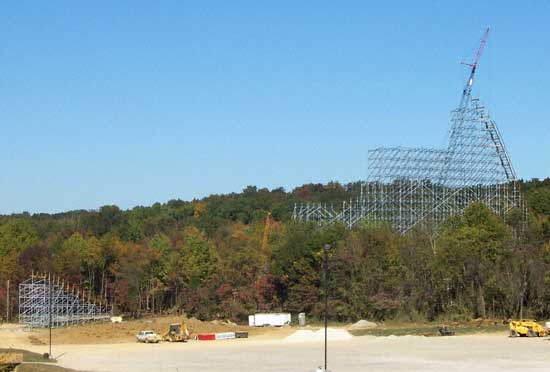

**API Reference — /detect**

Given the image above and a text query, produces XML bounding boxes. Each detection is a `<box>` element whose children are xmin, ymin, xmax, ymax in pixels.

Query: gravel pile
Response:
<box><xmin>283</xmin><ymin>328</ymin><xmax>353</xmax><ymax>342</ymax></box>
<box><xmin>349</xmin><ymin>320</ymin><xmax>378</xmax><ymax>330</ymax></box>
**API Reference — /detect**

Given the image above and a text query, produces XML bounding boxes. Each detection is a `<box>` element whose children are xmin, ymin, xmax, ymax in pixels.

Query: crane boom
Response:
<box><xmin>261</xmin><ymin>212</ymin><xmax>271</xmax><ymax>254</ymax></box>
<box><xmin>459</xmin><ymin>27</ymin><xmax>490</xmax><ymax>108</ymax></box>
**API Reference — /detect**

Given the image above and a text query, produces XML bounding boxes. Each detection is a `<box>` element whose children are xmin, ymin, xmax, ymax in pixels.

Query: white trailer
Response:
<box><xmin>248</xmin><ymin>313</ymin><xmax>291</xmax><ymax>327</ymax></box>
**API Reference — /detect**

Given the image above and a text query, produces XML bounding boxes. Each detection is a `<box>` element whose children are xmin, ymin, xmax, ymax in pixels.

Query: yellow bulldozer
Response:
<box><xmin>509</xmin><ymin>320</ymin><xmax>547</xmax><ymax>337</ymax></box>
<box><xmin>163</xmin><ymin>322</ymin><xmax>190</xmax><ymax>342</ymax></box>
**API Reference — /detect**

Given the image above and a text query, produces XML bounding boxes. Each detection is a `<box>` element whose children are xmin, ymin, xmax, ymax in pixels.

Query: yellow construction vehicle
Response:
<box><xmin>163</xmin><ymin>322</ymin><xmax>190</xmax><ymax>342</ymax></box>
<box><xmin>509</xmin><ymin>320</ymin><xmax>547</xmax><ymax>337</ymax></box>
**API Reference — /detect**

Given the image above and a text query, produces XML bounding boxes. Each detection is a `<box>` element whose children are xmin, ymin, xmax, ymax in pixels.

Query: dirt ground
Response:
<box><xmin>2</xmin><ymin>320</ymin><xmax>550</xmax><ymax>372</ymax></box>
<box><xmin>1</xmin><ymin>316</ymin><xmax>292</xmax><ymax>346</ymax></box>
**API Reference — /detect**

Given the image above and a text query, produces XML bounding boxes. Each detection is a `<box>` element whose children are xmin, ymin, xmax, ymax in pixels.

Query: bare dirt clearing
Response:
<box><xmin>2</xmin><ymin>316</ymin><xmax>291</xmax><ymax>346</ymax></box>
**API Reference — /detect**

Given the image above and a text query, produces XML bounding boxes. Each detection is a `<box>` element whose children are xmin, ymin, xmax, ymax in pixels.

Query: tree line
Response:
<box><xmin>1</xmin><ymin>179</ymin><xmax>549</xmax><ymax>323</ymax></box>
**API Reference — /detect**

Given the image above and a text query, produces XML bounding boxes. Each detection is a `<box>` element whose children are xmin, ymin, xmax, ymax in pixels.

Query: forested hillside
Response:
<box><xmin>1</xmin><ymin>179</ymin><xmax>549</xmax><ymax>323</ymax></box>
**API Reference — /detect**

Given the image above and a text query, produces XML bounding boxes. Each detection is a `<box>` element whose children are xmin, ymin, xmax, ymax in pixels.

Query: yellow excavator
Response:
<box><xmin>163</xmin><ymin>322</ymin><xmax>190</xmax><ymax>342</ymax></box>
<box><xmin>509</xmin><ymin>320</ymin><xmax>547</xmax><ymax>337</ymax></box>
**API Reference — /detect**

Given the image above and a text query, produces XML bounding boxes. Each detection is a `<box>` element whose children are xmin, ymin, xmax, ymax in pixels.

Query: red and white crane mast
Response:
<box><xmin>459</xmin><ymin>27</ymin><xmax>490</xmax><ymax>108</ymax></box>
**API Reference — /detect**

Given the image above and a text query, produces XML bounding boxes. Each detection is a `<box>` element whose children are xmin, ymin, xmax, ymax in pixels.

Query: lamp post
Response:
<box><xmin>48</xmin><ymin>249</ymin><xmax>55</xmax><ymax>359</ymax></box>
<box><xmin>48</xmin><ymin>272</ymin><xmax>52</xmax><ymax>358</ymax></box>
<box><xmin>323</xmin><ymin>243</ymin><xmax>330</xmax><ymax>372</ymax></box>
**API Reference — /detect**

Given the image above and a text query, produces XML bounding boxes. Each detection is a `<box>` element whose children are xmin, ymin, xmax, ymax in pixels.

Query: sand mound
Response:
<box><xmin>349</xmin><ymin>320</ymin><xmax>377</xmax><ymax>330</ymax></box>
<box><xmin>283</xmin><ymin>328</ymin><xmax>353</xmax><ymax>342</ymax></box>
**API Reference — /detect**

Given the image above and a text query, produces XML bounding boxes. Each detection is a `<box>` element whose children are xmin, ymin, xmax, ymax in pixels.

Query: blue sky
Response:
<box><xmin>1</xmin><ymin>1</ymin><xmax>548</xmax><ymax>214</ymax></box>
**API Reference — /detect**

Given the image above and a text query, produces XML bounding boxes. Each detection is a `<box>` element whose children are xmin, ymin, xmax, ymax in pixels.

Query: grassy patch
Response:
<box><xmin>0</xmin><ymin>349</ymin><xmax>83</xmax><ymax>372</ymax></box>
<box><xmin>350</xmin><ymin>321</ymin><xmax>508</xmax><ymax>337</ymax></box>
<box><xmin>0</xmin><ymin>349</ymin><xmax>53</xmax><ymax>364</ymax></box>
<box><xmin>16</xmin><ymin>365</ymin><xmax>81</xmax><ymax>372</ymax></box>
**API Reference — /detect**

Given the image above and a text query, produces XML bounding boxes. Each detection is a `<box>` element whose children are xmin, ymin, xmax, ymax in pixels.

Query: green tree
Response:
<box><xmin>436</xmin><ymin>203</ymin><xmax>511</xmax><ymax>318</ymax></box>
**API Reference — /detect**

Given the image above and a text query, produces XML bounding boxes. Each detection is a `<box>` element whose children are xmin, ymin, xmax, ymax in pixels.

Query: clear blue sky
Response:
<box><xmin>1</xmin><ymin>1</ymin><xmax>548</xmax><ymax>214</ymax></box>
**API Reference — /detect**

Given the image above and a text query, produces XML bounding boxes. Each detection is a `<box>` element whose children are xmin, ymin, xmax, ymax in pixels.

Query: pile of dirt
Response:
<box><xmin>283</xmin><ymin>328</ymin><xmax>353</xmax><ymax>343</ymax></box>
<box><xmin>29</xmin><ymin>336</ymin><xmax>47</xmax><ymax>345</ymax></box>
<box><xmin>349</xmin><ymin>320</ymin><xmax>378</xmax><ymax>330</ymax></box>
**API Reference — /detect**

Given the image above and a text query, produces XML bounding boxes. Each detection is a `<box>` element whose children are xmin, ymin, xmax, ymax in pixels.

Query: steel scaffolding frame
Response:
<box><xmin>19</xmin><ymin>273</ymin><xmax>111</xmax><ymax>328</ymax></box>
<box><xmin>293</xmin><ymin>97</ymin><xmax>525</xmax><ymax>233</ymax></box>
<box><xmin>293</xmin><ymin>30</ymin><xmax>525</xmax><ymax>233</ymax></box>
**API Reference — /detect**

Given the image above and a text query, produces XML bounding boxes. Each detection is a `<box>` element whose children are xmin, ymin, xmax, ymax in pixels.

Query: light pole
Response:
<box><xmin>323</xmin><ymin>243</ymin><xmax>330</xmax><ymax>372</ymax></box>
<box><xmin>48</xmin><ymin>250</ymin><xmax>55</xmax><ymax>359</ymax></box>
<box><xmin>48</xmin><ymin>272</ymin><xmax>52</xmax><ymax>358</ymax></box>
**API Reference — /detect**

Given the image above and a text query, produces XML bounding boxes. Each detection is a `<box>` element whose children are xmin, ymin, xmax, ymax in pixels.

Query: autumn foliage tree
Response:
<box><xmin>1</xmin><ymin>179</ymin><xmax>550</xmax><ymax>323</ymax></box>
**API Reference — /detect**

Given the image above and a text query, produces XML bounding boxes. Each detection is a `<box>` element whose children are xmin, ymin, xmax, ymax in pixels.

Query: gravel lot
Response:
<box><xmin>3</xmin><ymin>323</ymin><xmax>549</xmax><ymax>372</ymax></box>
<box><xmin>49</xmin><ymin>334</ymin><xmax>550</xmax><ymax>372</ymax></box>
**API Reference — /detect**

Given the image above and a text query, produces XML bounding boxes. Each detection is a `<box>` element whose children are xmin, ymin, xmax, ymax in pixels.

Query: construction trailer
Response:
<box><xmin>249</xmin><ymin>313</ymin><xmax>291</xmax><ymax>327</ymax></box>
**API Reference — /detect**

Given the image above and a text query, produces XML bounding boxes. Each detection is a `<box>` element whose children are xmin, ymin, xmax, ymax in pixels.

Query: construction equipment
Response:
<box><xmin>509</xmin><ymin>320</ymin><xmax>547</xmax><ymax>337</ymax></box>
<box><xmin>438</xmin><ymin>326</ymin><xmax>455</xmax><ymax>336</ymax></box>
<box><xmin>458</xmin><ymin>27</ymin><xmax>490</xmax><ymax>108</ymax></box>
<box><xmin>163</xmin><ymin>323</ymin><xmax>190</xmax><ymax>342</ymax></box>
<box><xmin>293</xmin><ymin>28</ymin><xmax>525</xmax><ymax>236</ymax></box>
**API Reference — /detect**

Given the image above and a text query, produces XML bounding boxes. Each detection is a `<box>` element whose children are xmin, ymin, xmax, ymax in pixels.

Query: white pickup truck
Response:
<box><xmin>136</xmin><ymin>330</ymin><xmax>161</xmax><ymax>343</ymax></box>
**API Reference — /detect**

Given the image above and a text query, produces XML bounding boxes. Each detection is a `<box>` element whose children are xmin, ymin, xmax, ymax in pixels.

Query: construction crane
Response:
<box><xmin>457</xmin><ymin>27</ymin><xmax>516</xmax><ymax>181</ymax></box>
<box><xmin>441</xmin><ymin>27</ymin><xmax>499</xmax><ymax>185</ymax></box>
<box><xmin>261</xmin><ymin>212</ymin><xmax>272</xmax><ymax>254</ymax></box>
<box><xmin>261</xmin><ymin>212</ymin><xmax>272</xmax><ymax>272</ymax></box>
<box><xmin>459</xmin><ymin>27</ymin><xmax>490</xmax><ymax>108</ymax></box>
